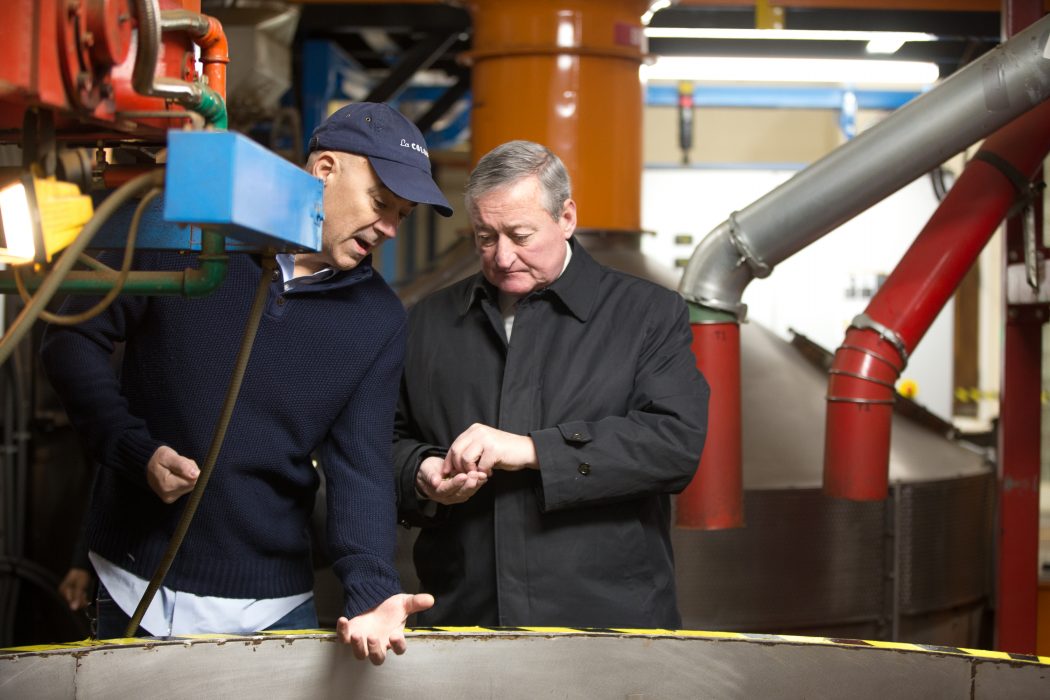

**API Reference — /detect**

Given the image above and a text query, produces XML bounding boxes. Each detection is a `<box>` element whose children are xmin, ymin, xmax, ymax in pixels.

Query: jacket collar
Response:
<box><xmin>459</xmin><ymin>238</ymin><xmax>599</xmax><ymax>321</ymax></box>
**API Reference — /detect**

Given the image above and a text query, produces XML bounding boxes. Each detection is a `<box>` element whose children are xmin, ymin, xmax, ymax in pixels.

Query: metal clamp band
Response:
<box><xmin>827</xmin><ymin>368</ymin><xmax>898</xmax><ymax>390</ymax></box>
<box><xmin>849</xmin><ymin>313</ymin><xmax>909</xmax><ymax>364</ymax></box>
<box><xmin>825</xmin><ymin>395</ymin><xmax>896</xmax><ymax>405</ymax></box>
<box><xmin>727</xmin><ymin>211</ymin><xmax>772</xmax><ymax>279</ymax></box>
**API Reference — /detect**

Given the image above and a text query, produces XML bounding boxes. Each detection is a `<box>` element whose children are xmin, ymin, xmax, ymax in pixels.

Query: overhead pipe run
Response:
<box><xmin>676</xmin><ymin>14</ymin><xmax>1050</xmax><ymax>529</ymax></box>
<box><xmin>824</xmin><ymin>98</ymin><xmax>1050</xmax><ymax>501</ymax></box>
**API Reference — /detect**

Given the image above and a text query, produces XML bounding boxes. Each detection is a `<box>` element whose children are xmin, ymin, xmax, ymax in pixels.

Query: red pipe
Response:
<box><xmin>677</xmin><ymin>321</ymin><xmax>742</xmax><ymax>529</ymax></box>
<box><xmin>823</xmin><ymin>97</ymin><xmax>1050</xmax><ymax>501</ymax></box>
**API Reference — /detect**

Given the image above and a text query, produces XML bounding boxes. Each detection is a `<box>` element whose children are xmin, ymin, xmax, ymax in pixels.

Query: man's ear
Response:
<box><xmin>560</xmin><ymin>198</ymin><xmax>577</xmax><ymax>239</ymax></box>
<box><xmin>310</xmin><ymin>151</ymin><xmax>338</xmax><ymax>182</ymax></box>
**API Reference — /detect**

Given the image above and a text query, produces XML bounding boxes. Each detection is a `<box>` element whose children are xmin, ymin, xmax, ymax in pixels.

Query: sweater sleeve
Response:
<box><xmin>320</xmin><ymin>317</ymin><xmax>406</xmax><ymax>619</ymax></box>
<box><xmin>531</xmin><ymin>294</ymin><xmax>710</xmax><ymax>512</ymax></box>
<box><xmin>39</xmin><ymin>254</ymin><xmax>164</xmax><ymax>490</ymax></box>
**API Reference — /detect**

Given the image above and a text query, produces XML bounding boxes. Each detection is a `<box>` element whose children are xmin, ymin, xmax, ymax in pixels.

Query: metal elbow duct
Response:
<box><xmin>680</xmin><ymin>14</ymin><xmax>1050</xmax><ymax>313</ymax></box>
<box><xmin>824</xmin><ymin>98</ymin><xmax>1050</xmax><ymax>501</ymax></box>
<box><xmin>675</xmin><ymin>15</ymin><xmax>1050</xmax><ymax>528</ymax></box>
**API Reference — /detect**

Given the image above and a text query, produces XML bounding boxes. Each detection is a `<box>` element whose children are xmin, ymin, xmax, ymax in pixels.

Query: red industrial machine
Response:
<box><xmin>0</xmin><ymin>0</ymin><xmax>225</xmax><ymax>140</ymax></box>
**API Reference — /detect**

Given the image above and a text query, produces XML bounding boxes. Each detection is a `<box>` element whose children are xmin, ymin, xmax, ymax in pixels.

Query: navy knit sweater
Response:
<box><xmin>41</xmin><ymin>252</ymin><xmax>405</xmax><ymax>618</ymax></box>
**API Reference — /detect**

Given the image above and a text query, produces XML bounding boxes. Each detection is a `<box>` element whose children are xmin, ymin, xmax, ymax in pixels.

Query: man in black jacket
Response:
<box><xmin>393</xmin><ymin>140</ymin><xmax>709</xmax><ymax>628</ymax></box>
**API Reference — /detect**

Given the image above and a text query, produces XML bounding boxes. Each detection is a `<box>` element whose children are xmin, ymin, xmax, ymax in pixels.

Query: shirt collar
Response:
<box><xmin>276</xmin><ymin>252</ymin><xmax>375</xmax><ymax>294</ymax></box>
<box><xmin>459</xmin><ymin>238</ymin><xmax>599</xmax><ymax>321</ymax></box>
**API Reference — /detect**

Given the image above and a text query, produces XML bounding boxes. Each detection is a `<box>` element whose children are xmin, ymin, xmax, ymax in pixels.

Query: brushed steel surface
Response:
<box><xmin>4</xmin><ymin>632</ymin><xmax>1046</xmax><ymax>699</ymax></box>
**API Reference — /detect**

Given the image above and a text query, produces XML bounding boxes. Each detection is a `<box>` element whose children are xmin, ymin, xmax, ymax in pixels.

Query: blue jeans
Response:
<box><xmin>95</xmin><ymin>584</ymin><xmax>318</xmax><ymax>639</ymax></box>
<box><xmin>262</xmin><ymin>597</ymin><xmax>319</xmax><ymax>631</ymax></box>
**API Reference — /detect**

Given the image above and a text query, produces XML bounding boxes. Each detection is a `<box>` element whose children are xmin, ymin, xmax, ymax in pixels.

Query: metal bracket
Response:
<box><xmin>973</xmin><ymin>149</ymin><xmax>1046</xmax><ymax>290</ymax></box>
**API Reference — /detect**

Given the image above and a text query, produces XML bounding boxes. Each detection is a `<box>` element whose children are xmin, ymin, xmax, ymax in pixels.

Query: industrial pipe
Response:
<box><xmin>679</xmin><ymin>15</ymin><xmax>1050</xmax><ymax>318</ymax></box>
<box><xmin>676</xmin><ymin>306</ymin><xmax>742</xmax><ymax>529</ymax></box>
<box><xmin>129</xmin><ymin>0</ymin><xmax>228</xmax><ymax>128</ymax></box>
<box><xmin>0</xmin><ymin>229</ymin><xmax>229</xmax><ymax>297</ymax></box>
<box><xmin>463</xmin><ymin>0</ymin><xmax>656</xmax><ymax>232</ymax></box>
<box><xmin>676</xmin><ymin>15</ymin><xmax>1050</xmax><ymax>527</ymax></box>
<box><xmin>824</xmin><ymin>98</ymin><xmax>1050</xmax><ymax>501</ymax></box>
<box><xmin>160</xmin><ymin>10</ymin><xmax>230</xmax><ymax>100</ymax></box>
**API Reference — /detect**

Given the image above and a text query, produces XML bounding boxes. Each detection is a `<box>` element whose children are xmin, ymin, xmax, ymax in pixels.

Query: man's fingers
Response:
<box><xmin>350</xmin><ymin>633</ymin><xmax>368</xmax><ymax>660</ymax></box>
<box><xmin>390</xmin><ymin>633</ymin><xmax>408</xmax><ymax>656</ymax></box>
<box><xmin>367</xmin><ymin>635</ymin><xmax>386</xmax><ymax>666</ymax></box>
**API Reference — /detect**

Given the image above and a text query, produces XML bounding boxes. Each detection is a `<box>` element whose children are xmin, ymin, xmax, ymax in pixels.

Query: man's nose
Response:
<box><xmin>494</xmin><ymin>239</ymin><xmax>516</xmax><ymax>268</ymax></box>
<box><xmin>375</xmin><ymin>212</ymin><xmax>399</xmax><ymax>240</ymax></box>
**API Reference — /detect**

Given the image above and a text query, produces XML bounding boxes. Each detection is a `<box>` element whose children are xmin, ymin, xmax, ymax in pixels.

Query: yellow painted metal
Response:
<box><xmin>754</xmin><ymin>0</ymin><xmax>785</xmax><ymax>29</ymax></box>
<box><xmin>463</xmin><ymin>0</ymin><xmax>653</xmax><ymax>232</ymax></box>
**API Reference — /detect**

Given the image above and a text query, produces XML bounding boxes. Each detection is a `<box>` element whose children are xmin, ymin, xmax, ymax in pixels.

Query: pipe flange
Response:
<box><xmin>849</xmin><ymin>313</ymin><xmax>909</xmax><ymax>365</ymax></box>
<box><xmin>727</xmin><ymin>211</ymin><xmax>772</xmax><ymax>280</ymax></box>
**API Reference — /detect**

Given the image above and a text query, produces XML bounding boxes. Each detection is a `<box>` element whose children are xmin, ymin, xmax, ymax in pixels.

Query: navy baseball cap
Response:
<box><xmin>308</xmin><ymin>102</ymin><xmax>453</xmax><ymax>217</ymax></box>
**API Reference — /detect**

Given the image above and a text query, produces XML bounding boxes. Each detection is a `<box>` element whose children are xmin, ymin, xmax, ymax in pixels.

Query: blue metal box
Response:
<box><xmin>163</xmin><ymin>130</ymin><xmax>323</xmax><ymax>252</ymax></box>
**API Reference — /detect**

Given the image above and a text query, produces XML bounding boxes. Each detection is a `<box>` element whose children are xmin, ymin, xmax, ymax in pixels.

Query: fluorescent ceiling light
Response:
<box><xmin>641</xmin><ymin>56</ymin><xmax>940</xmax><ymax>87</ymax></box>
<box><xmin>644</xmin><ymin>28</ymin><xmax>936</xmax><ymax>55</ymax></box>
<box><xmin>644</xmin><ymin>27</ymin><xmax>936</xmax><ymax>43</ymax></box>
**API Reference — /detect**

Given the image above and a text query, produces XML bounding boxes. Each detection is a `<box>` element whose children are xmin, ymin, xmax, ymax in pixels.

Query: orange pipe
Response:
<box><xmin>463</xmin><ymin>0</ymin><xmax>652</xmax><ymax>232</ymax></box>
<box><xmin>197</xmin><ymin>15</ymin><xmax>229</xmax><ymax>101</ymax></box>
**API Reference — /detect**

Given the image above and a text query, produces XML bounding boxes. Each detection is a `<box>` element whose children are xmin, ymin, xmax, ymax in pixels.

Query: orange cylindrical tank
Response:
<box><xmin>463</xmin><ymin>0</ymin><xmax>652</xmax><ymax>232</ymax></box>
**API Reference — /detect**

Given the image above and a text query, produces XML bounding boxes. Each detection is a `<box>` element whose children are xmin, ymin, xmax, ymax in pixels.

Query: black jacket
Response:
<box><xmin>394</xmin><ymin>241</ymin><xmax>709</xmax><ymax>628</ymax></box>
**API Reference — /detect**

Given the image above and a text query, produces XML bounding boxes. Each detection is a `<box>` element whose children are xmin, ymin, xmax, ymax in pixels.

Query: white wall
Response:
<box><xmin>641</xmin><ymin>167</ymin><xmax>955</xmax><ymax>421</ymax></box>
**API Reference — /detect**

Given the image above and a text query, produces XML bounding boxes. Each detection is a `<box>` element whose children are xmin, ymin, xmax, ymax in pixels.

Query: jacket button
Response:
<box><xmin>571</xmin><ymin>432</ymin><xmax>583</xmax><ymax>441</ymax></box>
<box><xmin>578</xmin><ymin>463</ymin><xmax>591</xmax><ymax>475</ymax></box>
<box><xmin>272</xmin><ymin>270</ymin><xmax>280</xmax><ymax>281</ymax></box>
<box><xmin>276</xmin><ymin>296</ymin><xmax>286</xmax><ymax>306</ymax></box>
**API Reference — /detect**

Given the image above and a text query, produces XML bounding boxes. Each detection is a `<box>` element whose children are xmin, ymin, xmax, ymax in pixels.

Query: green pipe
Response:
<box><xmin>196</xmin><ymin>85</ymin><xmax>228</xmax><ymax>130</ymax></box>
<box><xmin>182</xmin><ymin>231</ymin><xmax>229</xmax><ymax>297</ymax></box>
<box><xmin>688</xmin><ymin>300</ymin><xmax>738</xmax><ymax>324</ymax></box>
<box><xmin>0</xmin><ymin>233</ymin><xmax>228</xmax><ymax>297</ymax></box>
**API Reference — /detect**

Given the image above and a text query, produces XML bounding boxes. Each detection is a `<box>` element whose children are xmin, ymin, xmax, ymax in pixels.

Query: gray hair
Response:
<box><xmin>465</xmin><ymin>140</ymin><xmax>572</xmax><ymax>222</ymax></box>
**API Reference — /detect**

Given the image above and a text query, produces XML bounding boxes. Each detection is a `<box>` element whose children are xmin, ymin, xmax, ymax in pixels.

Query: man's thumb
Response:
<box><xmin>406</xmin><ymin>593</ymin><xmax>435</xmax><ymax>614</ymax></box>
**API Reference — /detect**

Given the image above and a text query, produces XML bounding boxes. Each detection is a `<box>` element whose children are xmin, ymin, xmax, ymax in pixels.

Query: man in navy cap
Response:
<box><xmin>41</xmin><ymin>103</ymin><xmax>452</xmax><ymax>664</ymax></box>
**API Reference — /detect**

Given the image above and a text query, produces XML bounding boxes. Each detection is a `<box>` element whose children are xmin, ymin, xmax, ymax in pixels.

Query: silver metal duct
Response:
<box><xmin>679</xmin><ymin>14</ymin><xmax>1050</xmax><ymax>318</ymax></box>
